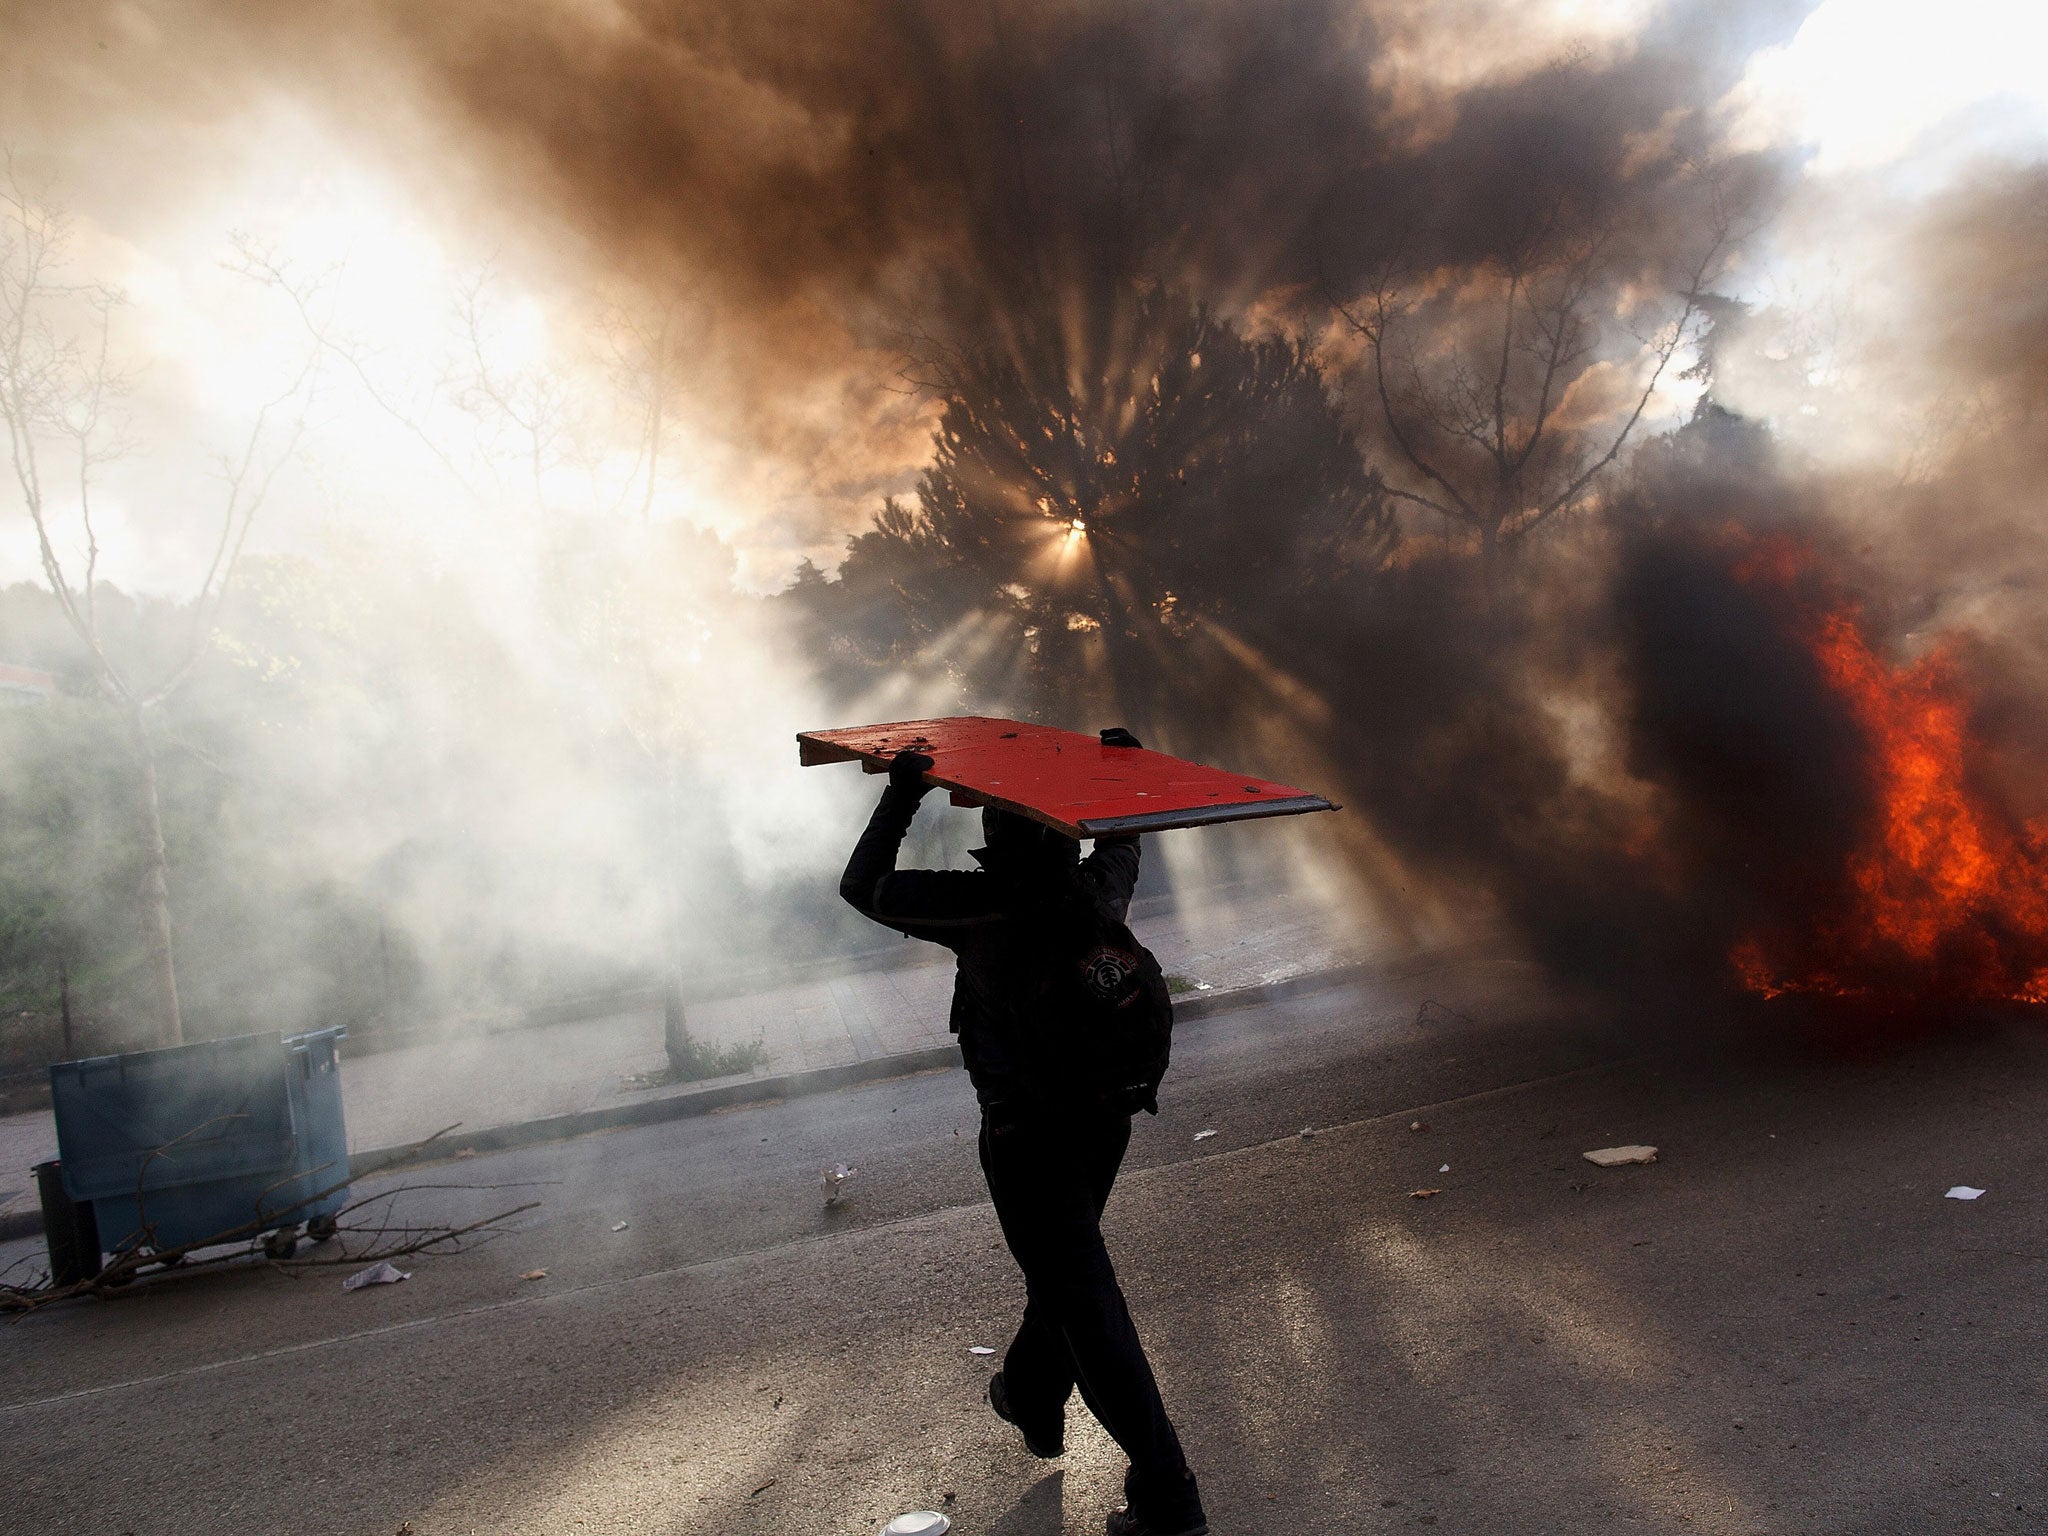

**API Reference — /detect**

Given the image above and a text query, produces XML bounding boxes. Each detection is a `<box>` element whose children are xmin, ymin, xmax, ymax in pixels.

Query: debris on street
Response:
<box><xmin>823</xmin><ymin>1163</ymin><xmax>859</xmax><ymax>1204</ymax></box>
<box><xmin>1946</xmin><ymin>1185</ymin><xmax>1986</xmax><ymax>1200</ymax></box>
<box><xmin>1410</xmin><ymin>1121</ymin><xmax>1428</xmax><ymax>1133</ymax></box>
<box><xmin>342</xmin><ymin>1261</ymin><xmax>411</xmax><ymax>1291</ymax></box>
<box><xmin>1410</xmin><ymin>1188</ymin><xmax>1440</xmax><ymax>1199</ymax></box>
<box><xmin>520</xmin><ymin>1269</ymin><xmax>548</xmax><ymax>1281</ymax></box>
<box><xmin>1439</xmin><ymin>1163</ymin><xmax>1450</xmax><ymax>1173</ymax></box>
<box><xmin>611</xmin><ymin>1220</ymin><xmax>631</xmax><ymax>1232</ymax></box>
<box><xmin>1193</xmin><ymin>1129</ymin><xmax>1217</xmax><ymax>1142</ymax></box>
<box><xmin>751</xmin><ymin>1478</ymin><xmax>777</xmax><ymax>1498</ymax></box>
<box><xmin>968</xmin><ymin>1345</ymin><xmax>996</xmax><ymax>1355</ymax></box>
<box><xmin>1299</xmin><ymin>1127</ymin><xmax>1317</xmax><ymax>1139</ymax></box>
<box><xmin>884</xmin><ymin>1512</ymin><xmax>952</xmax><ymax>1536</ymax></box>
<box><xmin>1583</xmin><ymin>1145</ymin><xmax>1659</xmax><ymax>1167</ymax></box>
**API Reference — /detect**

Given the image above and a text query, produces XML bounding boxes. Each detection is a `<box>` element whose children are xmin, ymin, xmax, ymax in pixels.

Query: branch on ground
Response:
<box><xmin>0</xmin><ymin>1123</ymin><xmax>542</xmax><ymax>1314</ymax></box>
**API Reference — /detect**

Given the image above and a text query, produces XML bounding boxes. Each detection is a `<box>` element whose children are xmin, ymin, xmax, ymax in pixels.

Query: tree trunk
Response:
<box><xmin>1477</xmin><ymin>520</ymin><xmax>1500</xmax><ymax>607</ymax></box>
<box><xmin>378</xmin><ymin>906</ymin><xmax>393</xmax><ymax>1028</ymax></box>
<box><xmin>127</xmin><ymin>707</ymin><xmax>183</xmax><ymax>1047</ymax></box>
<box><xmin>58</xmin><ymin>951</ymin><xmax>74</xmax><ymax>1059</ymax></box>
<box><xmin>640</xmin><ymin>392</ymin><xmax>663</xmax><ymax>524</ymax></box>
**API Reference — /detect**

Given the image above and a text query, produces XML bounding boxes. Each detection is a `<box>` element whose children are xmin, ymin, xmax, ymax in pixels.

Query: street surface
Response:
<box><xmin>3</xmin><ymin>956</ymin><xmax>2045</xmax><ymax>1535</ymax></box>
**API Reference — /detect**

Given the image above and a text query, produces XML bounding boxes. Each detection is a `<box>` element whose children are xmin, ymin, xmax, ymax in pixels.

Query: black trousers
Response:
<box><xmin>978</xmin><ymin>1106</ymin><xmax>1204</xmax><ymax>1527</ymax></box>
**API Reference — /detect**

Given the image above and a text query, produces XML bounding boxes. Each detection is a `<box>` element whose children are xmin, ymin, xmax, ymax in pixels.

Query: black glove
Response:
<box><xmin>1099</xmin><ymin>727</ymin><xmax>1143</xmax><ymax>750</ymax></box>
<box><xmin>887</xmin><ymin>749</ymin><xmax>935</xmax><ymax>794</ymax></box>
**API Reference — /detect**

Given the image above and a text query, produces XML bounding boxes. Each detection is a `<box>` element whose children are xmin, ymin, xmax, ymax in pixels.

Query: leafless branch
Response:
<box><xmin>452</xmin><ymin>264</ymin><xmax>572</xmax><ymax>512</ymax></box>
<box><xmin>1327</xmin><ymin>278</ymin><xmax>1481</xmax><ymax>529</ymax></box>
<box><xmin>2</xmin><ymin>1120</ymin><xmax>544</xmax><ymax>1313</ymax></box>
<box><xmin>1512</xmin><ymin>223</ymin><xmax>1729</xmax><ymax>542</ymax></box>
<box><xmin>230</xmin><ymin>235</ymin><xmax>482</xmax><ymax>500</ymax></box>
<box><xmin>1330</xmin><ymin>181</ymin><xmax>1741</xmax><ymax>554</ymax></box>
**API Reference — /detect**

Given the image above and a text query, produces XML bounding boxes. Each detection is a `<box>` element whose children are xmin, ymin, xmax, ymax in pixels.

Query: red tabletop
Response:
<box><xmin>798</xmin><ymin>716</ymin><xmax>1335</xmax><ymax>838</ymax></box>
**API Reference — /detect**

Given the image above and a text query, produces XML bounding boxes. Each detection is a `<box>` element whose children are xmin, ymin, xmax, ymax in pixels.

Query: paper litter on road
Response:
<box><xmin>1410</xmin><ymin>1188</ymin><xmax>1440</xmax><ymax>1199</ymax></box>
<box><xmin>1946</xmin><ymin>1185</ymin><xmax>1986</xmax><ymax>1200</ymax></box>
<box><xmin>1193</xmin><ymin>1129</ymin><xmax>1217</xmax><ymax>1142</ymax></box>
<box><xmin>520</xmin><ymin>1269</ymin><xmax>548</xmax><ymax>1281</ymax></box>
<box><xmin>1439</xmin><ymin>1164</ymin><xmax>1450</xmax><ymax>1173</ymax></box>
<box><xmin>1409</xmin><ymin>1121</ymin><xmax>1428</xmax><ymax>1133</ymax></box>
<box><xmin>968</xmin><ymin>1346</ymin><xmax>996</xmax><ymax>1355</ymax></box>
<box><xmin>823</xmin><ymin>1163</ymin><xmax>859</xmax><ymax>1205</ymax></box>
<box><xmin>884</xmin><ymin>1513</ymin><xmax>952</xmax><ymax>1536</ymax></box>
<box><xmin>1583</xmin><ymin>1145</ymin><xmax>1659</xmax><ymax>1167</ymax></box>
<box><xmin>341</xmin><ymin>1261</ymin><xmax>410</xmax><ymax>1291</ymax></box>
<box><xmin>610</xmin><ymin>1220</ymin><xmax>631</xmax><ymax>1232</ymax></box>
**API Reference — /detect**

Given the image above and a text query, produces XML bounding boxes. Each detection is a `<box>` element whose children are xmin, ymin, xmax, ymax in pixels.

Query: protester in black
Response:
<box><xmin>840</xmin><ymin>733</ymin><xmax>1209</xmax><ymax>1536</ymax></box>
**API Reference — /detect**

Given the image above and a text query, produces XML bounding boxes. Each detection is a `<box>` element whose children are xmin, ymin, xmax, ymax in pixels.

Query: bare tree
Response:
<box><xmin>451</xmin><ymin>265</ymin><xmax>574</xmax><ymax>514</ymax></box>
<box><xmin>0</xmin><ymin>163</ymin><xmax>311</xmax><ymax>1046</ymax></box>
<box><xmin>229</xmin><ymin>235</ymin><xmax>481</xmax><ymax>499</ymax></box>
<box><xmin>602</xmin><ymin>293</ymin><xmax>708</xmax><ymax>524</ymax></box>
<box><xmin>1332</xmin><ymin>198</ymin><xmax>1735</xmax><ymax>563</ymax></box>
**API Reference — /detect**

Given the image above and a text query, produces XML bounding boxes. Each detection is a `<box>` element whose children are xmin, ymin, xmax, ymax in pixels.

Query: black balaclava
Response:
<box><xmin>975</xmin><ymin>806</ymin><xmax>1082</xmax><ymax>883</ymax></box>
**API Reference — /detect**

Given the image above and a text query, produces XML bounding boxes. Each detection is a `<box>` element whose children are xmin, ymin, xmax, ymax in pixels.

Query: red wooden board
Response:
<box><xmin>798</xmin><ymin>716</ymin><xmax>1336</xmax><ymax>839</ymax></box>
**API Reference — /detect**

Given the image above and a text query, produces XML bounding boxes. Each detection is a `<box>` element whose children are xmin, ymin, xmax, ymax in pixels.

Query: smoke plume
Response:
<box><xmin>6</xmin><ymin>0</ymin><xmax>2047</xmax><ymax>1049</ymax></box>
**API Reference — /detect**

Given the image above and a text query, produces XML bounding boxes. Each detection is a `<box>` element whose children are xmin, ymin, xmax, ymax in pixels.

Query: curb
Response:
<box><xmin>0</xmin><ymin>944</ymin><xmax>1489</xmax><ymax>1247</ymax></box>
<box><xmin>354</xmin><ymin>957</ymin><xmax>1397</xmax><ymax>1171</ymax></box>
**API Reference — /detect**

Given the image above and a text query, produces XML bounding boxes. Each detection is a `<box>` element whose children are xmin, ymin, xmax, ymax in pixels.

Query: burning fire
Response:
<box><xmin>1729</xmin><ymin>538</ymin><xmax>2048</xmax><ymax>1005</ymax></box>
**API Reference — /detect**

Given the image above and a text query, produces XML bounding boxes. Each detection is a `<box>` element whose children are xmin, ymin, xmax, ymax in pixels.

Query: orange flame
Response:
<box><xmin>1730</xmin><ymin>541</ymin><xmax>2048</xmax><ymax>1004</ymax></box>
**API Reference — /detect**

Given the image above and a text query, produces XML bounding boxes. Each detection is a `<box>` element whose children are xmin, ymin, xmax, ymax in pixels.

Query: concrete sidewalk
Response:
<box><xmin>0</xmin><ymin>885</ymin><xmax>1371</xmax><ymax>1228</ymax></box>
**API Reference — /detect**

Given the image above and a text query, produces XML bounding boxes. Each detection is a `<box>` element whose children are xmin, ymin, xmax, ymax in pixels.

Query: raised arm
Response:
<box><xmin>1080</xmin><ymin>834</ymin><xmax>1141</xmax><ymax>920</ymax></box>
<box><xmin>839</xmin><ymin>751</ymin><xmax>1000</xmax><ymax>941</ymax></box>
<box><xmin>1080</xmin><ymin>727</ymin><xmax>1146</xmax><ymax>919</ymax></box>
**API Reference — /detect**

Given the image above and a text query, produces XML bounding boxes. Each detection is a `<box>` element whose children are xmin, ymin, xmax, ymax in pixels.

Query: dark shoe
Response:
<box><xmin>1105</xmin><ymin>1510</ymin><xmax>1209</xmax><ymax>1536</ymax></box>
<box><xmin>987</xmin><ymin>1370</ymin><xmax>1063</xmax><ymax>1458</ymax></box>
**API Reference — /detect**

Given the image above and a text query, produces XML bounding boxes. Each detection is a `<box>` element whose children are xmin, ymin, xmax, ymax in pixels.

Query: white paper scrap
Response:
<box><xmin>1193</xmin><ymin>1129</ymin><xmax>1217</xmax><ymax>1142</ymax></box>
<box><xmin>968</xmin><ymin>1346</ymin><xmax>996</xmax><ymax>1355</ymax></box>
<box><xmin>341</xmin><ymin>1261</ymin><xmax>411</xmax><ymax>1291</ymax></box>
<box><xmin>822</xmin><ymin>1163</ymin><xmax>860</xmax><ymax>1204</ymax></box>
<box><xmin>1439</xmin><ymin>1164</ymin><xmax>1450</xmax><ymax>1173</ymax></box>
<box><xmin>1946</xmin><ymin>1185</ymin><xmax>1986</xmax><ymax>1200</ymax></box>
<box><xmin>884</xmin><ymin>1513</ymin><xmax>952</xmax><ymax>1536</ymax></box>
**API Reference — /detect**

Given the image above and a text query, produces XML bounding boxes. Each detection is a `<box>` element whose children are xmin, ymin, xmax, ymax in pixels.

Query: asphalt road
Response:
<box><xmin>3</xmin><ymin>956</ymin><xmax>2044</xmax><ymax>1536</ymax></box>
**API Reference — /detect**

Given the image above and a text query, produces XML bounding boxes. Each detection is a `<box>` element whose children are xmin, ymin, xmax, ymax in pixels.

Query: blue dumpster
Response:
<box><xmin>41</xmin><ymin>1027</ymin><xmax>350</xmax><ymax>1277</ymax></box>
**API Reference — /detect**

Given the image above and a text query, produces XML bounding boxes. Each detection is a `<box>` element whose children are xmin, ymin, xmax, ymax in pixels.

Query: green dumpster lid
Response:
<box><xmin>51</xmin><ymin>1032</ymin><xmax>300</xmax><ymax>1205</ymax></box>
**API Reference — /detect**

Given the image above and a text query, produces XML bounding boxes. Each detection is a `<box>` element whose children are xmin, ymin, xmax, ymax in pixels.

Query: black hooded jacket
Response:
<box><xmin>839</xmin><ymin>782</ymin><xmax>1141</xmax><ymax>1110</ymax></box>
